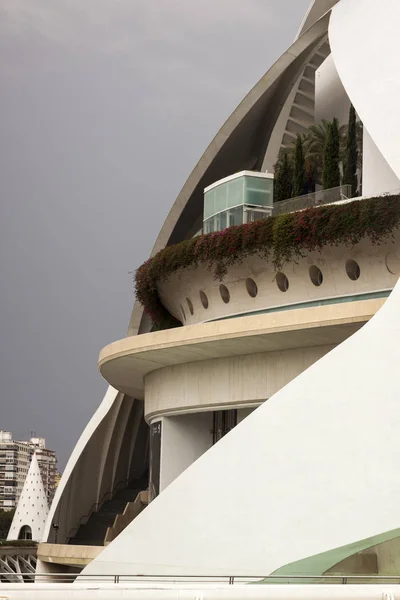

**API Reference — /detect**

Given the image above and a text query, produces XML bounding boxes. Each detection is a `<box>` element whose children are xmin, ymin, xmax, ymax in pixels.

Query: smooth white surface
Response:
<box><xmin>296</xmin><ymin>0</ymin><xmax>339</xmax><ymax>38</ymax></box>
<box><xmin>84</xmin><ymin>271</ymin><xmax>400</xmax><ymax>576</ymax></box>
<box><xmin>362</xmin><ymin>129</ymin><xmax>400</xmax><ymax>197</ymax></box>
<box><xmin>8</xmin><ymin>453</ymin><xmax>48</xmax><ymax>542</ymax></box>
<box><xmin>329</xmin><ymin>0</ymin><xmax>400</xmax><ymax>182</ymax></box>
<box><xmin>3</xmin><ymin>583</ymin><xmax>400</xmax><ymax>600</ymax></box>
<box><xmin>159</xmin><ymin>413</ymin><xmax>213</xmax><ymax>492</ymax></box>
<box><xmin>315</xmin><ymin>54</ymin><xmax>350</xmax><ymax>125</ymax></box>
<box><xmin>42</xmin><ymin>385</ymin><xmax>120</xmax><ymax>543</ymax></box>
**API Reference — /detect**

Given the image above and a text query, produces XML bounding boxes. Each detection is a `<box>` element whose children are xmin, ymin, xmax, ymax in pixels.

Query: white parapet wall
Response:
<box><xmin>3</xmin><ymin>582</ymin><xmax>400</xmax><ymax>600</ymax></box>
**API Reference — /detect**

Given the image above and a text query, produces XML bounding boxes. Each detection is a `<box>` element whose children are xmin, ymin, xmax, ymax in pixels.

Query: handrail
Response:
<box><xmin>29</xmin><ymin>573</ymin><xmax>400</xmax><ymax>584</ymax></box>
<box><xmin>273</xmin><ymin>184</ymin><xmax>352</xmax><ymax>215</ymax></box>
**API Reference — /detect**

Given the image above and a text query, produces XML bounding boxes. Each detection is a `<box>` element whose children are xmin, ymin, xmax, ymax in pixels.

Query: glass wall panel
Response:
<box><xmin>227</xmin><ymin>206</ymin><xmax>243</xmax><ymax>227</ymax></box>
<box><xmin>204</xmin><ymin>173</ymin><xmax>274</xmax><ymax>233</ymax></box>
<box><xmin>215</xmin><ymin>184</ymin><xmax>228</xmax><ymax>214</ymax></box>
<box><xmin>203</xmin><ymin>217</ymin><xmax>214</xmax><ymax>233</ymax></box>
<box><xmin>226</xmin><ymin>178</ymin><xmax>244</xmax><ymax>209</ymax></box>
<box><xmin>219</xmin><ymin>210</ymin><xmax>227</xmax><ymax>230</ymax></box>
<box><xmin>203</xmin><ymin>189</ymin><xmax>215</xmax><ymax>219</ymax></box>
<box><xmin>244</xmin><ymin>176</ymin><xmax>274</xmax><ymax>207</ymax></box>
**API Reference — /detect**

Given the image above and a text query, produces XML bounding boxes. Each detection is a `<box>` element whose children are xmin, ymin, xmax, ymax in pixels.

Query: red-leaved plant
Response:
<box><xmin>135</xmin><ymin>195</ymin><xmax>400</xmax><ymax>325</ymax></box>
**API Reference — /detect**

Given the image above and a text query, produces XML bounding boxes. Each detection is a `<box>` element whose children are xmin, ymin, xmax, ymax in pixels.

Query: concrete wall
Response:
<box><xmin>145</xmin><ymin>345</ymin><xmax>335</xmax><ymax>421</ymax></box>
<box><xmin>159</xmin><ymin>413</ymin><xmax>213</xmax><ymax>492</ymax></box>
<box><xmin>157</xmin><ymin>233</ymin><xmax>400</xmax><ymax>326</ymax></box>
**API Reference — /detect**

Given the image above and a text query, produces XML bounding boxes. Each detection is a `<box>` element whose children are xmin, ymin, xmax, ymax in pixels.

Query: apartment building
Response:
<box><xmin>0</xmin><ymin>431</ymin><xmax>57</xmax><ymax>511</ymax></box>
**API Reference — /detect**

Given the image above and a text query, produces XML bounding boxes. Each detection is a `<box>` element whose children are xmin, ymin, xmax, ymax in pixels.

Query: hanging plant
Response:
<box><xmin>135</xmin><ymin>194</ymin><xmax>400</xmax><ymax>325</ymax></box>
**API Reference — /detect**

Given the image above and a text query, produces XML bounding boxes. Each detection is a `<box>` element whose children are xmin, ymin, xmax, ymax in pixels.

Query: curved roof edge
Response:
<box><xmin>127</xmin><ymin>11</ymin><xmax>331</xmax><ymax>336</ymax></box>
<box><xmin>296</xmin><ymin>0</ymin><xmax>340</xmax><ymax>39</ymax></box>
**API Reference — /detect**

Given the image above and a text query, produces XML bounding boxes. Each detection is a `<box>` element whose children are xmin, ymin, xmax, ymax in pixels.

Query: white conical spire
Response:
<box><xmin>7</xmin><ymin>452</ymin><xmax>49</xmax><ymax>542</ymax></box>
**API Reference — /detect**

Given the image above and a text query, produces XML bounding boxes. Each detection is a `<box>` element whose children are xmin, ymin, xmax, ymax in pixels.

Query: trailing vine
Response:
<box><xmin>135</xmin><ymin>194</ymin><xmax>400</xmax><ymax>325</ymax></box>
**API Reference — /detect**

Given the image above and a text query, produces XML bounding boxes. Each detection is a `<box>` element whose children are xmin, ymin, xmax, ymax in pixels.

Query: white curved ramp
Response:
<box><xmin>329</xmin><ymin>0</ymin><xmax>400</xmax><ymax>181</ymax></box>
<box><xmin>82</xmin><ymin>266</ymin><xmax>400</xmax><ymax>576</ymax></box>
<box><xmin>42</xmin><ymin>385</ymin><xmax>120</xmax><ymax>544</ymax></box>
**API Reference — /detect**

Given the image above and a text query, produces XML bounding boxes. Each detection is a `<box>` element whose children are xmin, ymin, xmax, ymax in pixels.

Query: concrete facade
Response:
<box><xmin>156</xmin><ymin>234</ymin><xmax>399</xmax><ymax>327</ymax></box>
<box><xmin>38</xmin><ymin>0</ymin><xmax>400</xmax><ymax>582</ymax></box>
<box><xmin>84</xmin><ymin>276</ymin><xmax>400</xmax><ymax>576</ymax></box>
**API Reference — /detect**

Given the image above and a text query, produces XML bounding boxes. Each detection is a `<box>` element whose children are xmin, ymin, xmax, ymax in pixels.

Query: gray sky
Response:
<box><xmin>0</xmin><ymin>0</ymin><xmax>310</xmax><ymax>469</ymax></box>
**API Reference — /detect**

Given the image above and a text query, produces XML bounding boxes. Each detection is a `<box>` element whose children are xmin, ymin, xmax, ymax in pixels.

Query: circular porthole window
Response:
<box><xmin>309</xmin><ymin>265</ymin><xmax>323</xmax><ymax>287</ymax></box>
<box><xmin>180</xmin><ymin>304</ymin><xmax>186</xmax><ymax>321</ymax></box>
<box><xmin>246</xmin><ymin>278</ymin><xmax>258</xmax><ymax>298</ymax></box>
<box><xmin>186</xmin><ymin>297</ymin><xmax>194</xmax><ymax>315</ymax></box>
<box><xmin>219</xmin><ymin>284</ymin><xmax>230</xmax><ymax>304</ymax></box>
<box><xmin>199</xmin><ymin>290</ymin><xmax>209</xmax><ymax>309</ymax></box>
<box><xmin>345</xmin><ymin>259</ymin><xmax>360</xmax><ymax>281</ymax></box>
<box><xmin>276</xmin><ymin>272</ymin><xmax>289</xmax><ymax>292</ymax></box>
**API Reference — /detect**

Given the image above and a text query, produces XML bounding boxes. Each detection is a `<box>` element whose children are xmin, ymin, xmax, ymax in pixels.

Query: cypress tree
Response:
<box><xmin>292</xmin><ymin>134</ymin><xmax>306</xmax><ymax>197</ymax></box>
<box><xmin>342</xmin><ymin>105</ymin><xmax>358</xmax><ymax>197</ymax></box>
<box><xmin>274</xmin><ymin>151</ymin><xmax>293</xmax><ymax>202</ymax></box>
<box><xmin>322</xmin><ymin>117</ymin><xmax>340</xmax><ymax>189</ymax></box>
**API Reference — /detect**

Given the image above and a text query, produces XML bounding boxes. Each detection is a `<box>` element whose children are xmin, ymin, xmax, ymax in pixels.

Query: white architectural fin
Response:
<box><xmin>83</xmin><ymin>275</ymin><xmax>400</xmax><ymax>577</ymax></box>
<box><xmin>7</xmin><ymin>452</ymin><xmax>49</xmax><ymax>542</ymax></box>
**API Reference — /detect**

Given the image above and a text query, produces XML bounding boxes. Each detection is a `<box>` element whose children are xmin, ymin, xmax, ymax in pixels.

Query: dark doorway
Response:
<box><xmin>213</xmin><ymin>409</ymin><xmax>237</xmax><ymax>444</ymax></box>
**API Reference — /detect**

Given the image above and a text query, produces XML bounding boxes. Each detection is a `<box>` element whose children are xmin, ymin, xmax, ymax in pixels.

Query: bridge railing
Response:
<box><xmin>27</xmin><ymin>574</ymin><xmax>400</xmax><ymax>585</ymax></box>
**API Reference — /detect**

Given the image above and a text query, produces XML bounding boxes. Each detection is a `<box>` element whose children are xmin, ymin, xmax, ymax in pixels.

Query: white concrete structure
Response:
<box><xmin>3</xmin><ymin>583</ymin><xmax>400</xmax><ymax>600</ymax></box>
<box><xmin>0</xmin><ymin>546</ymin><xmax>37</xmax><ymax>584</ymax></box>
<box><xmin>34</xmin><ymin>0</ymin><xmax>400</xmax><ymax>584</ymax></box>
<box><xmin>4</xmin><ymin>583</ymin><xmax>400</xmax><ymax>600</ymax></box>
<box><xmin>8</xmin><ymin>453</ymin><xmax>49</xmax><ymax>542</ymax></box>
<box><xmin>82</xmin><ymin>276</ymin><xmax>400</xmax><ymax>576</ymax></box>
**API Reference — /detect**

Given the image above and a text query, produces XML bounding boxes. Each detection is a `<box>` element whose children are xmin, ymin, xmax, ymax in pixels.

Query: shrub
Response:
<box><xmin>292</xmin><ymin>134</ymin><xmax>306</xmax><ymax>197</ymax></box>
<box><xmin>0</xmin><ymin>539</ymin><xmax>38</xmax><ymax>547</ymax></box>
<box><xmin>342</xmin><ymin>105</ymin><xmax>359</xmax><ymax>197</ymax></box>
<box><xmin>135</xmin><ymin>195</ymin><xmax>400</xmax><ymax>325</ymax></box>
<box><xmin>322</xmin><ymin>117</ymin><xmax>341</xmax><ymax>189</ymax></box>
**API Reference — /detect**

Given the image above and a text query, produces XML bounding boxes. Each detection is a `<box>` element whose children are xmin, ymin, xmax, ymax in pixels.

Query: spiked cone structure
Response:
<box><xmin>7</xmin><ymin>453</ymin><xmax>49</xmax><ymax>542</ymax></box>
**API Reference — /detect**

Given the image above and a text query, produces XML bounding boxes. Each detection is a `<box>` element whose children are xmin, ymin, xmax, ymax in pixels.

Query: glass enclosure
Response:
<box><xmin>203</xmin><ymin>171</ymin><xmax>274</xmax><ymax>234</ymax></box>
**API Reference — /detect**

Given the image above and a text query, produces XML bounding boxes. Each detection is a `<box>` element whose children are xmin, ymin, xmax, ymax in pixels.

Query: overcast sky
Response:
<box><xmin>0</xmin><ymin>0</ymin><xmax>310</xmax><ymax>468</ymax></box>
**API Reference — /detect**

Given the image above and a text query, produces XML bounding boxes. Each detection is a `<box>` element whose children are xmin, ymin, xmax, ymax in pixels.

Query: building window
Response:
<box><xmin>276</xmin><ymin>271</ymin><xmax>289</xmax><ymax>292</ymax></box>
<box><xmin>186</xmin><ymin>297</ymin><xmax>194</xmax><ymax>316</ymax></box>
<box><xmin>199</xmin><ymin>290</ymin><xmax>209</xmax><ymax>309</ymax></box>
<box><xmin>309</xmin><ymin>265</ymin><xmax>323</xmax><ymax>286</ymax></box>
<box><xmin>18</xmin><ymin>525</ymin><xmax>32</xmax><ymax>540</ymax></box>
<box><xmin>345</xmin><ymin>259</ymin><xmax>361</xmax><ymax>281</ymax></box>
<box><xmin>246</xmin><ymin>278</ymin><xmax>258</xmax><ymax>298</ymax></box>
<box><xmin>219</xmin><ymin>284</ymin><xmax>230</xmax><ymax>304</ymax></box>
<box><xmin>213</xmin><ymin>409</ymin><xmax>238</xmax><ymax>444</ymax></box>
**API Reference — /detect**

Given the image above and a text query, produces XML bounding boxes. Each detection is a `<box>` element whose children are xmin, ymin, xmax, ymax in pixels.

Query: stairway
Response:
<box><xmin>69</xmin><ymin>475</ymin><xmax>148</xmax><ymax>547</ymax></box>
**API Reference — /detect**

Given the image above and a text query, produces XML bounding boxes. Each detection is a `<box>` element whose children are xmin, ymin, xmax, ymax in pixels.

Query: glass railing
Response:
<box><xmin>273</xmin><ymin>184</ymin><xmax>352</xmax><ymax>215</ymax></box>
<box><xmin>196</xmin><ymin>185</ymin><xmax>353</xmax><ymax>238</ymax></box>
